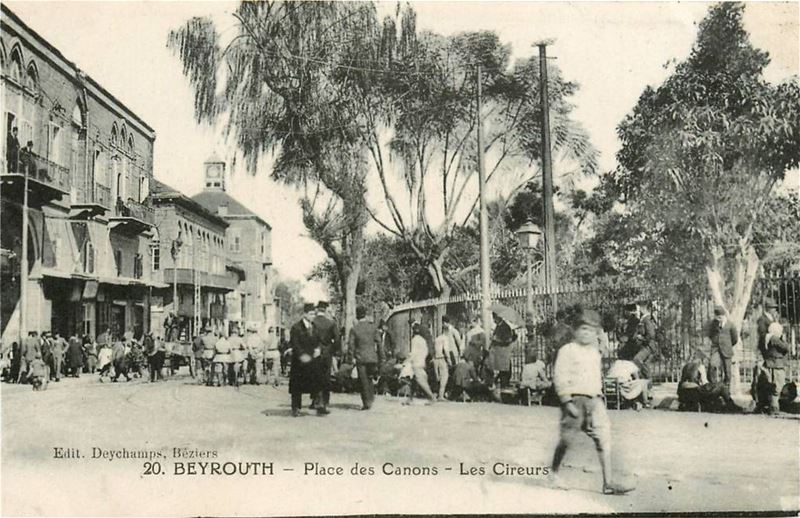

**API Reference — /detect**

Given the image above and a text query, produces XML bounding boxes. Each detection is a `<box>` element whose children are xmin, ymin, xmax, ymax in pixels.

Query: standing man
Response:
<box><xmin>289</xmin><ymin>303</ymin><xmax>326</xmax><ymax>417</ymax></box>
<box><xmin>18</xmin><ymin>331</ymin><xmax>40</xmax><ymax>383</ymax></box>
<box><xmin>464</xmin><ymin>316</ymin><xmax>485</xmax><ymax>366</ymax></box>
<box><xmin>349</xmin><ymin>306</ymin><xmax>383</xmax><ymax>410</ymax></box>
<box><xmin>40</xmin><ymin>332</ymin><xmax>54</xmax><ymax>380</ymax></box>
<box><xmin>707</xmin><ymin>305</ymin><xmax>738</xmax><ymax>388</ymax></box>
<box><xmin>66</xmin><ymin>332</ymin><xmax>83</xmax><ymax>378</ymax></box>
<box><xmin>192</xmin><ymin>330</ymin><xmax>205</xmax><ymax>383</ymax></box>
<box><xmin>260</xmin><ymin>328</ymin><xmax>281</xmax><ymax>387</ymax></box>
<box><xmin>312</xmin><ymin>301</ymin><xmax>339</xmax><ymax>410</ymax></box>
<box><xmin>377</xmin><ymin>319</ymin><xmax>395</xmax><ymax>362</ymax></box>
<box><xmin>6</xmin><ymin>126</ymin><xmax>20</xmax><ymax>173</ymax></box>
<box><xmin>51</xmin><ymin>332</ymin><xmax>67</xmax><ymax>382</ymax></box>
<box><xmin>757</xmin><ymin>298</ymin><xmax>780</xmax><ymax>358</ymax></box>
<box><xmin>489</xmin><ymin>313</ymin><xmax>516</xmax><ymax>388</ymax></box>
<box><xmin>406</xmin><ymin>322</ymin><xmax>435</xmax><ymax>404</ymax></box>
<box><xmin>761</xmin><ymin>322</ymin><xmax>790</xmax><ymax>415</ymax></box>
<box><xmin>432</xmin><ymin>327</ymin><xmax>452</xmax><ymax>400</ymax></box>
<box><xmin>550</xmin><ymin>309</ymin><xmax>634</xmax><ymax>495</ymax></box>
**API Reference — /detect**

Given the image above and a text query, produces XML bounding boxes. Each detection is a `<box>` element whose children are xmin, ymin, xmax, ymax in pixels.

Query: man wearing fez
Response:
<box><xmin>312</xmin><ymin>301</ymin><xmax>339</xmax><ymax>410</ymax></box>
<box><xmin>290</xmin><ymin>303</ymin><xmax>328</xmax><ymax>417</ymax></box>
<box><xmin>707</xmin><ymin>305</ymin><xmax>739</xmax><ymax>388</ymax></box>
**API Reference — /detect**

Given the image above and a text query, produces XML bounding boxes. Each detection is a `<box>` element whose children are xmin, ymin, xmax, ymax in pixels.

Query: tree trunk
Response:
<box><xmin>340</xmin><ymin>225</ymin><xmax>365</xmax><ymax>349</ymax></box>
<box><xmin>705</xmin><ymin>242</ymin><xmax>760</xmax><ymax>396</ymax></box>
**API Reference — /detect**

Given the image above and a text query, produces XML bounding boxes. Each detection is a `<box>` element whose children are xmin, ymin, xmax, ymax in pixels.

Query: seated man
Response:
<box><xmin>606</xmin><ymin>359</ymin><xmax>651</xmax><ymax>409</ymax></box>
<box><xmin>29</xmin><ymin>353</ymin><xmax>49</xmax><ymax>391</ymax></box>
<box><xmin>678</xmin><ymin>359</ymin><xmax>739</xmax><ymax>413</ymax></box>
<box><xmin>450</xmin><ymin>357</ymin><xmax>478</xmax><ymax>401</ymax></box>
<box><xmin>519</xmin><ymin>352</ymin><xmax>552</xmax><ymax>405</ymax></box>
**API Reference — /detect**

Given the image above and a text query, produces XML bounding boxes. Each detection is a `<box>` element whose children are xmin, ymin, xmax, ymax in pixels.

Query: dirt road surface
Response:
<box><xmin>2</xmin><ymin>374</ymin><xmax>798</xmax><ymax>516</ymax></box>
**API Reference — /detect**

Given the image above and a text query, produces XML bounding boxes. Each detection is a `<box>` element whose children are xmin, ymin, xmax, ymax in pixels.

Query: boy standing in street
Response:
<box><xmin>550</xmin><ymin>309</ymin><xmax>635</xmax><ymax>495</ymax></box>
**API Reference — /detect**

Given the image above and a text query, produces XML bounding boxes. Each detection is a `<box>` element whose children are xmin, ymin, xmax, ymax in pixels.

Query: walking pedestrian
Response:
<box><xmin>9</xmin><ymin>341</ymin><xmax>21</xmax><ymax>383</ymax></box>
<box><xmin>349</xmin><ymin>306</ymin><xmax>382</xmax><ymax>410</ymax></box>
<box><xmin>289</xmin><ymin>303</ymin><xmax>326</xmax><ymax>416</ymax></box>
<box><xmin>66</xmin><ymin>332</ymin><xmax>83</xmax><ymax>377</ymax></box>
<box><xmin>40</xmin><ymin>332</ymin><xmax>54</xmax><ymax>380</ymax></box>
<box><xmin>51</xmin><ymin>332</ymin><xmax>67</xmax><ymax>382</ymax></box>
<box><xmin>405</xmin><ymin>322</ymin><xmax>435</xmax><ymax>404</ymax></box>
<box><xmin>550</xmin><ymin>309</ymin><xmax>635</xmax><ymax>495</ymax></box>
<box><xmin>213</xmin><ymin>332</ymin><xmax>233</xmax><ymax>387</ymax></box>
<box><xmin>111</xmin><ymin>337</ymin><xmax>131</xmax><ymax>382</ymax></box>
<box><xmin>259</xmin><ymin>328</ymin><xmax>280</xmax><ymax>386</ymax></box>
<box><xmin>97</xmin><ymin>342</ymin><xmax>113</xmax><ymax>381</ymax></box>
<box><xmin>706</xmin><ymin>305</ymin><xmax>738</xmax><ymax>388</ymax></box>
<box><xmin>18</xmin><ymin>331</ymin><xmax>40</xmax><ymax>383</ymax></box>
<box><xmin>201</xmin><ymin>328</ymin><xmax>217</xmax><ymax>386</ymax></box>
<box><xmin>313</xmin><ymin>301</ymin><xmax>339</xmax><ymax>410</ymax></box>
<box><xmin>229</xmin><ymin>330</ymin><xmax>246</xmax><ymax>387</ymax></box>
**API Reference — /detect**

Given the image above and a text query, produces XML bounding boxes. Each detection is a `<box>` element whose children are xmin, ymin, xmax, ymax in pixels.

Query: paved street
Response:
<box><xmin>2</xmin><ymin>373</ymin><xmax>798</xmax><ymax>516</ymax></box>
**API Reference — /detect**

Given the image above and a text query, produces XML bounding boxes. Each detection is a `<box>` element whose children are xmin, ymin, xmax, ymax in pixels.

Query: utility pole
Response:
<box><xmin>476</xmin><ymin>64</ymin><xmax>492</xmax><ymax>349</ymax></box>
<box><xmin>538</xmin><ymin>43</ymin><xmax>558</xmax><ymax>313</ymax></box>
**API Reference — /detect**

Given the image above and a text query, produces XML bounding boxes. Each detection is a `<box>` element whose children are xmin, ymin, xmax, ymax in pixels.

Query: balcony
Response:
<box><xmin>162</xmin><ymin>268</ymin><xmax>238</xmax><ymax>291</ymax></box>
<box><xmin>70</xmin><ymin>184</ymin><xmax>112</xmax><ymax>220</ymax></box>
<box><xmin>1</xmin><ymin>153</ymin><xmax>70</xmax><ymax>207</ymax></box>
<box><xmin>108</xmin><ymin>197</ymin><xmax>155</xmax><ymax>235</ymax></box>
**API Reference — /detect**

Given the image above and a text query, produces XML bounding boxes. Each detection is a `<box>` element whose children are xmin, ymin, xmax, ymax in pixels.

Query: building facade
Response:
<box><xmin>148</xmin><ymin>179</ymin><xmax>239</xmax><ymax>340</ymax></box>
<box><xmin>1</xmin><ymin>5</ymin><xmax>160</xmax><ymax>344</ymax></box>
<box><xmin>192</xmin><ymin>157</ymin><xmax>274</xmax><ymax>337</ymax></box>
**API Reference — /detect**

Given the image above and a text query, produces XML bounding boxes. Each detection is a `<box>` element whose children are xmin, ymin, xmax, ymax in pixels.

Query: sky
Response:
<box><xmin>6</xmin><ymin>1</ymin><xmax>798</xmax><ymax>300</ymax></box>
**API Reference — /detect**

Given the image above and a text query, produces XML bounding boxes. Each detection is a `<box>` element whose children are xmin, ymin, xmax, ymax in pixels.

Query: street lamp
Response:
<box><xmin>170</xmin><ymin>230</ymin><xmax>183</xmax><ymax>340</ymax></box>
<box><xmin>515</xmin><ymin>220</ymin><xmax>541</xmax><ymax>329</ymax></box>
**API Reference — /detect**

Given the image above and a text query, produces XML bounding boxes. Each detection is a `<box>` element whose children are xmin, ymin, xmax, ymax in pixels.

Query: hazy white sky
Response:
<box><xmin>6</xmin><ymin>1</ymin><xmax>798</xmax><ymax>298</ymax></box>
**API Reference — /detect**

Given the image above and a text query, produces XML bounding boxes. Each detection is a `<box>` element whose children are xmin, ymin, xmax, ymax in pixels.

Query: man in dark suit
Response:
<box><xmin>290</xmin><ymin>303</ymin><xmax>326</xmax><ymax>417</ymax></box>
<box><xmin>349</xmin><ymin>306</ymin><xmax>383</xmax><ymax>410</ymax></box>
<box><xmin>312</xmin><ymin>301</ymin><xmax>339</xmax><ymax>410</ymax></box>
<box><xmin>707</xmin><ymin>305</ymin><xmax>738</xmax><ymax>388</ymax></box>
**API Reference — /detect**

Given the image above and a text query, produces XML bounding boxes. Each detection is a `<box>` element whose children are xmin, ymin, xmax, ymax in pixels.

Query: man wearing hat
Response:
<box><xmin>756</xmin><ymin>298</ymin><xmax>780</xmax><ymax>358</ymax></box>
<box><xmin>550</xmin><ymin>309</ymin><xmax>634</xmax><ymax>495</ymax></box>
<box><xmin>313</xmin><ymin>301</ymin><xmax>339</xmax><ymax>409</ymax></box>
<box><xmin>348</xmin><ymin>306</ymin><xmax>383</xmax><ymax>410</ymax></box>
<box><xmin>706</xmin><ymin>305</ymin><xmax>739</xmax><ymax>388</ymax></box>
<box><xmin>289</xmin><ymin>303</ymin><xmax>327</xmax><ymax>416</ymax></box>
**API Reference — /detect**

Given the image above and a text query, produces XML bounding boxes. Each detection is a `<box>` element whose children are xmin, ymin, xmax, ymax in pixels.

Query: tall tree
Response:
<box><xmin>366</xmin><ymin>9</ymin><xmax>598</xmax><ymax>299</ymax></box>
<box><xmin>608</xmin><ymin>2</ymin><xmax>800</xmax><ymax>327</ymax></box>
<box><xmin>168</xmin><ymin>1</ymin><xmax>386</xmax><ymax>338</ymax></box>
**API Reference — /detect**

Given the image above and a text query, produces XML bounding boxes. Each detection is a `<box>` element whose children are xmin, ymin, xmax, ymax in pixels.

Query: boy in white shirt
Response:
<box><xmin>550</xmin><ymin>309</ymin><xmax>635</xmax><ymax>495</ymax></box>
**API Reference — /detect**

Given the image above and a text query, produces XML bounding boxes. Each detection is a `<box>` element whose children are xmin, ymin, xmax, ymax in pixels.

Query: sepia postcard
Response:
<box><xmin>1</xmin><ymin>1</ymin><xmax>798</xmax><ymax>516</ymax></box>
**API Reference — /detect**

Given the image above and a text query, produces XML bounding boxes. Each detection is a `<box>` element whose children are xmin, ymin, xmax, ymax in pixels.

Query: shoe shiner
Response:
<box><xmin>550</xmin><ymin>309</ymin><xmax>635</xmax><ymax>495</ymax></box>
<box><xmin>29</xmin><ymin>352</ymin><xmax>49</xmax><ymax>391</ymax></box>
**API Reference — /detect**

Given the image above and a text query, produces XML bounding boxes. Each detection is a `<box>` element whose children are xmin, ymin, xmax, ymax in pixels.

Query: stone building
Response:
<box><xmin>148</xmin><ymin>179</ymin><xmax>240</xmax><ymax>340</ymax></box>
<box><xmin>1</xmin><ymin>5</ymin><xmax>161</xmax><ymax>343</ymax></box>
<box><xmin>192</xmin><ymin>156</ymin><xmax>274</xmax><ymax>336</ymax></box>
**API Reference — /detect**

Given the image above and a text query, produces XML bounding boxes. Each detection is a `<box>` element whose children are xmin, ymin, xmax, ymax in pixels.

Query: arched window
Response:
<box><xmin>110</xmin><ymin>123</ymin><xmax>118</xmax><ymax>147</ymax></box>
<box><xmin>127</xmin><ymin>135</ymin><xmax>134</xmax><ymax>156</ymax></box>
<box><xmin>9</xmin><ymin>47</ymin><xmax>23</xmax><ymax>83</ymax></box>
<box><xmin>72</xmin><ymin>103</ymin><xmax>84</xmax><ymax>128</ymax></box>
<box><xmin>25</xmin><ymin>62</ymin><xmax>39</xmax><ymax>92</ymax></box>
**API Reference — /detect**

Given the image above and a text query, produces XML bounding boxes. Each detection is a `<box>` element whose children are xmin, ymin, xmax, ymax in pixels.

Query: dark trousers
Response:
<box><xmin>291</xmin><ymin>392</ymin><xmax>323</xmax><ymax>412</ymax></box>
<box><xmin>709</xmin><ymin>350</ymin><xmax>732</xmax><ymax>387</ymax></box>
<box><xmin>112</xmin><ymin>361</ymin><xmax>130</xmax><ymax>381</ymax></box>
<box><xmin>149</xmin><ymin>352</ymin><xmax>165</xmax><ymax>382</ymax></box>
<box><xmin>357</xmin><ymin>363</ymin><xmax>377</xmax><ymax>409</ymax></box>
<box><xmin>632</xmin><ymin>347</ymin><xmax>652</xmax><ymax>379</ymax></box>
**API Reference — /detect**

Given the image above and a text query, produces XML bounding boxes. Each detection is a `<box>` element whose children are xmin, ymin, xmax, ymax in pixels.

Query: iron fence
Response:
<box><xmin>385</xmin><ymin>271</ymin><xmax>800</xmax><ymax>384</ymax></box>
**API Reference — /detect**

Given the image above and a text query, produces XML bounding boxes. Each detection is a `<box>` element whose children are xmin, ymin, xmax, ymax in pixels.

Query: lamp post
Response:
<box><xmin>170</xmin><ymin>231</ymin><xmax>183</xmax><ymax>338</ymax></box>
<box><xmin>515</xmin><ymin>220</ymin><xmax>541</xmax><ymax>332</ymax></box>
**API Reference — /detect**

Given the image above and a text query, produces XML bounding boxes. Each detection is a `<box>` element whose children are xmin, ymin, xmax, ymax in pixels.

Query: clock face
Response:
<box><xmin>207</xmin><ymin>163</ymin><xmax>222</xmax><ymax>178</ymax></box>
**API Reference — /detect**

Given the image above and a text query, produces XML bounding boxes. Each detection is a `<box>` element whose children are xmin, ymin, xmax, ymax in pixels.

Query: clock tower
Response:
<box><xmin>204</xmin><ymin>153</ymin><xmax>226</xmax><ymax>191</ymax></box>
